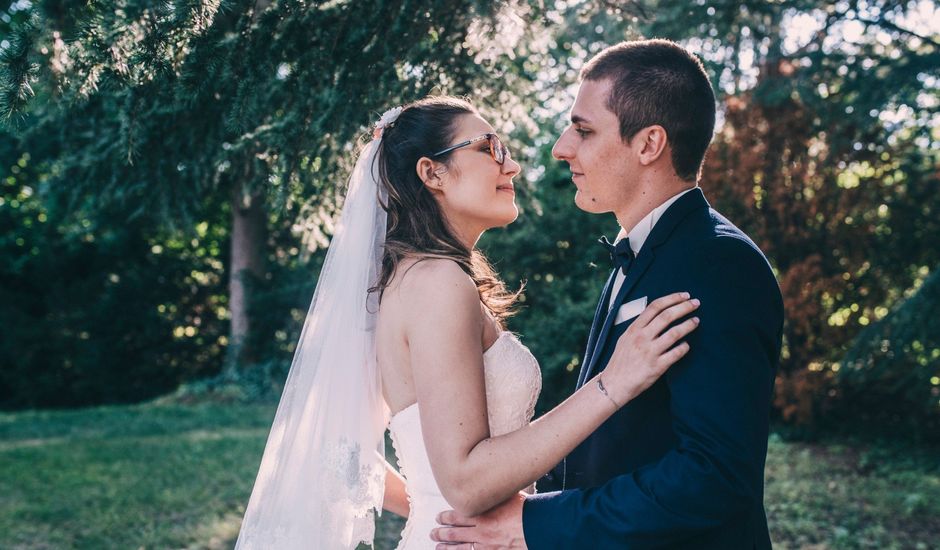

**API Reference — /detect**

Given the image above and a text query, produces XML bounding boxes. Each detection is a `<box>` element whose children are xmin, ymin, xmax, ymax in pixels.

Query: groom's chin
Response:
<box><xmin>573</xmin><ymin>191</ymin><xmax>600</xmax><ymax>213</ymax></box>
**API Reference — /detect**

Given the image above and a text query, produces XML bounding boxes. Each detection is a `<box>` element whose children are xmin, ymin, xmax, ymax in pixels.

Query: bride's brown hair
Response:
<box><xmin>372</xmin><ymin>96</ymin><xmax>521</xmax><ymax>325</ymax></box>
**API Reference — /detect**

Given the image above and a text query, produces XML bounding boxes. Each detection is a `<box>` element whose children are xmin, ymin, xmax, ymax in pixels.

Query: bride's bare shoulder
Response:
<box><xmin>398</xmin><ymin>257</ymin><xmax>474</xmax><ymax>291</ymax></box>
<box><xmin>394</xmin><ymin>257</ymin><xmax>478</xmax><ymax>311</ymax></box>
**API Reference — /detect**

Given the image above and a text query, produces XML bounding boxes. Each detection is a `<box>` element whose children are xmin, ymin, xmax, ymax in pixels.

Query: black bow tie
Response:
<box><xmin>598</xmin><ymin>235</ymin><xmax>635</xmax><ymax>276</ymax></box>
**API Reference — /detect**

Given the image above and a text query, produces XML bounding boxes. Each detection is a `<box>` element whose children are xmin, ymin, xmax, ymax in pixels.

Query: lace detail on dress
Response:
<box><xmin>481</xmin><ymin>332</ymin><xmax>542</xmax><ymax>436</ymax></box>
<box><xmin>322</xmin><ymin>437</ymin><xmax>387</xmax><ymax>508</ymax></box>
<box><xmin>237</xmin><ymin>436</ymin><xmax>385</xmax><ymax>549</ymax></box>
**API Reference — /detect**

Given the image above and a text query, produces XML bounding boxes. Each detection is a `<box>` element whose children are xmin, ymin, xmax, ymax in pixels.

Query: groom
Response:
<box><xmin>431</xmin><ymin>39</ymin><xmax>783</xmax><ymax>548</ymax></box>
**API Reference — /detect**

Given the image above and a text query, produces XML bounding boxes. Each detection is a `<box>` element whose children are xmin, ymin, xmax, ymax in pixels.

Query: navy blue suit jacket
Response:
<box><xmin>523</xmin><ymin>189</ymin><xmax>783</xmax><ymax>549</ymax></box>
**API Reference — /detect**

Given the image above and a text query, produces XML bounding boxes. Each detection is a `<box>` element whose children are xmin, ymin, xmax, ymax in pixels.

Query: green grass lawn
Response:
<box><xmin>1</xmin><ymin>403</ymin><xmax>937</xmax><ymax>549</ymax></box>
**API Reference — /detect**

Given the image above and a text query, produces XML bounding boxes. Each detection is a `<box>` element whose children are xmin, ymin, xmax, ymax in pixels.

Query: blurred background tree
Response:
<box><xmin>1</xmin><ymin>0</ymin><xmax>937</xmax><ymax>439</ymax></box>
<box><xmin>0</xmin><ymin>0</ymin><xmax>541</xmax><ymax>406</ymax></box>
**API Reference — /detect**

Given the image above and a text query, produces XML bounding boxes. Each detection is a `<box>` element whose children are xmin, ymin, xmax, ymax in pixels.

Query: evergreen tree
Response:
<box><xmin>1</xmin><ymin>0</ymin><xmax>542</xmax><ymax>376</ymax></box>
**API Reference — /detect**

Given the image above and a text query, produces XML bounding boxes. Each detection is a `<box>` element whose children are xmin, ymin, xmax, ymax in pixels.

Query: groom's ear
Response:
<box><xmin>636</xmin><ymin>125</ymin><xmax>669</xmax><ymax>167</ymax></box>
<box><xmin>415</xmin><ymin>157</ymin><xmax>445</xmax><ymax>190</ymax></box>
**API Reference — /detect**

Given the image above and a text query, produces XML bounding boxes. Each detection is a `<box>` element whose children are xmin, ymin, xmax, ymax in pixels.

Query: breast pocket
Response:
<box><xmin>613</xmin><ymin>296</ymin><xmax>647</xmax><ymax>326</ymax></box>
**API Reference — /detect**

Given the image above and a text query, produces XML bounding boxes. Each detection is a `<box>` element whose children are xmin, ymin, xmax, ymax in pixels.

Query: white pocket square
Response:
<box><xmin>614</xmin><ymin>296</ymin><xmax>648</xmax><ymax>325</ymax></box>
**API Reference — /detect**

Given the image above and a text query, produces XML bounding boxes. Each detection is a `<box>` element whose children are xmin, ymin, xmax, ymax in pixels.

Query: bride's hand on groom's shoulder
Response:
<box><xmin>604</xmin><ymin>292</ymin><xmax>701</xmax><ymax>406</ymax></box>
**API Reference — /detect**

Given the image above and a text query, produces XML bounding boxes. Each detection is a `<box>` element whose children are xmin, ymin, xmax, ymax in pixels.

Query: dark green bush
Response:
<box><xmin>0</xmin><ymin>139</ymin><xmax>228</xmax><ymax>409</ymax></box>
<box><xmin>835</xmin><ymin>268</ymin><xmax>940</xmax><ymax>441</ymax></box>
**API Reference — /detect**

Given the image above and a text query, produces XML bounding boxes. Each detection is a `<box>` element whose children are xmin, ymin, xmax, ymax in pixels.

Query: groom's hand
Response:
<box><xmin>430</xmin><ymin>492</ymin><xmax>527</xmax><ymax>549</ymax></box>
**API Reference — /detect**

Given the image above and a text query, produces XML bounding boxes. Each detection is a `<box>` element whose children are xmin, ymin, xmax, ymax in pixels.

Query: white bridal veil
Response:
<box><xmin>235</xmin><ymin>109</ymin><xmax>401</xmax><ymax>548</ymax></box>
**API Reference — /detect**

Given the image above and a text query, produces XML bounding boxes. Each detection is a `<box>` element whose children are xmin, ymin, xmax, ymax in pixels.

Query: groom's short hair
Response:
<box><xmin>582</xmin><ymin>39</ymin><xmax>716</xmax><ymax>182</ymax></box>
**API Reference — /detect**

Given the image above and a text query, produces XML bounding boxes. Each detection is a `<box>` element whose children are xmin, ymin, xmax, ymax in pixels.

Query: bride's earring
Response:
<box><xmin>432</xmin><ymin>166</ymin><xmax>447</xmax><ymax>188</ymax></box>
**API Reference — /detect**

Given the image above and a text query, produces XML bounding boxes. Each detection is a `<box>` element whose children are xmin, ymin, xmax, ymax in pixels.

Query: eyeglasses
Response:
<box><xmin>430</xmin><ymin>133</ymin><xmax>510</xmax><ymax>165</ymax></box>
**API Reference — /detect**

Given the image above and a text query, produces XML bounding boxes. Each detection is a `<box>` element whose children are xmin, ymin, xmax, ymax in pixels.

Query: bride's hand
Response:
<box><xmin>600</xmin><ymin>292</ymin><xmax>701</xmax><ymax>407</ymax></box>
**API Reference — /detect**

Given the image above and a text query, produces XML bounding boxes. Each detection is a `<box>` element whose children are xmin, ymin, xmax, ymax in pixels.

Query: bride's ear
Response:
<box><xmin>416</xmin><ymin>157</ymin><xmax>446</xmax><ymax>190</ymax></box>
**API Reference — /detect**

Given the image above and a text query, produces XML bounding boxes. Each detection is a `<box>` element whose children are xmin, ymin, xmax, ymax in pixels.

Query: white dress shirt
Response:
<box><xmin>607</xmin><ymin>188</ymin><xmax>696</xmax><ymax>310</ymax></box>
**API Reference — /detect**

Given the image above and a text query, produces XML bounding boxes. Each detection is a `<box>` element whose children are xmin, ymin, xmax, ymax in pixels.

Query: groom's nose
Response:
<box><xmin>552</xmin><ymin>130</ymin><xmax>574</xmax><ymax>161</ymax></box>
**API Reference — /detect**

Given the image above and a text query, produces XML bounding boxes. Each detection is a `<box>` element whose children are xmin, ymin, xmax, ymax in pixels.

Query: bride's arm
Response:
<box><xmin>402</xmin><ymin>260</ymin><xmax>699</xmax><ymax>517</ymax></box>
<box><xmin>382</xmin><ymin>461</ymin><xmax>410</xmax><ymax>518</ymax></box>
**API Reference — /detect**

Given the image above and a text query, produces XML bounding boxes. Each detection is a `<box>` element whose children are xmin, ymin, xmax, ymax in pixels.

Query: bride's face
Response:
<box><xmin>423</xmin><ymin>114</ymin><xmax>521</xmax><ymax>239</ymax></box>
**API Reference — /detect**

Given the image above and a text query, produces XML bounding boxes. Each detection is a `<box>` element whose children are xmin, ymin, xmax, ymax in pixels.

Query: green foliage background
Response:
<box><xmin>1</xmin><ymin>0</ymin><xmax>938</xmax><ymax>440</ymax></box>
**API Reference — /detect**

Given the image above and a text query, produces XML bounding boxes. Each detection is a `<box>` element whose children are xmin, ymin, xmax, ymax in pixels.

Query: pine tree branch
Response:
<box><xmin>855</xmin><ymin>15</ymin><xmax>940</xmax><ymax>50</ymax></box>
<box><xmin>0</xmin><ymin>18</ymin><xmax>37</xmax><ymax>126</ymax></box>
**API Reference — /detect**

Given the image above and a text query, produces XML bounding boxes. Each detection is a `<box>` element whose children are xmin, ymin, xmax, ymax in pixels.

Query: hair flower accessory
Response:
<box><xmin>373</xmin><ymin>106</ymin><xmax>403</xmax><ymax>139</ymax></box>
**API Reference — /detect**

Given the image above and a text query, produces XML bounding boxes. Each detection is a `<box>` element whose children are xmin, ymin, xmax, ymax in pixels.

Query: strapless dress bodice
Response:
<box><xmin>387</xmin><ymin>331</ymin><xmax>541</xmax><ymax>549</ymax></box>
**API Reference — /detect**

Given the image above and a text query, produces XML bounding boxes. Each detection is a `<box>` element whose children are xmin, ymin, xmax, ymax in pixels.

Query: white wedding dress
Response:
<box><xmin>387</xmin><ymin>331</ymin><xmax>542</xmax><ymax>550</ymax></box>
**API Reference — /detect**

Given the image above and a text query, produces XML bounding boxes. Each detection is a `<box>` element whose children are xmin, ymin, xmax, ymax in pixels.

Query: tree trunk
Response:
<box><xmin>227</xmin><ymin>185</ymin><xmax>267</xmax><ymax>372</ymax></box>
<box><xmin>223</xmin><ymin>1</ymin><xmax>272</xmax><ymax>375</ymax></box>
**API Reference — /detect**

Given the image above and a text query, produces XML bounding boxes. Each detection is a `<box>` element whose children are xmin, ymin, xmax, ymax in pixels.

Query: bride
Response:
<box><xmin>234</xmin><ymin>97</ymin><xmax>700</xmax><ymax>549</ymax></box>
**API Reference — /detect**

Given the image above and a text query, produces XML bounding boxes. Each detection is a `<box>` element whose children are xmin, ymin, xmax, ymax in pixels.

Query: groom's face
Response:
<box><xmin>552</xmin><ymin>78</ymin><xmax>638</xmax><ymax>214</ymax></box>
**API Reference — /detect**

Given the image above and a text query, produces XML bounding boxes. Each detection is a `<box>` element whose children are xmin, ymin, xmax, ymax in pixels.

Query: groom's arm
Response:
<box><xmin>522</xmin><ymin>237</ymin><xmax>783</xmax><ymax>548</ymax></box>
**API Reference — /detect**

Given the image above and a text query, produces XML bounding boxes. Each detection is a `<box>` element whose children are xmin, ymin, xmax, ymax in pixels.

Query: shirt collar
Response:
<box><xmin>615</xmin><ymin>188</ymin><xmax>696</xmax><ymax>256</ymax></box>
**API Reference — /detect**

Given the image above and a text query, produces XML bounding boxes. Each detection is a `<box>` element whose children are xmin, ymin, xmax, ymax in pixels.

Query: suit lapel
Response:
<box><xmin>579</xmin><ymin>188</ymin><xmax>710</xmax><ymax>383</ymax></box>
<box><xmin>580</xmin><ymin>250</ymin><xmax>656</xmax><ymax>382</ymax></box>
<box><xmin>576</xmin><ymin>269</ymin><xmax>618</xmax><ymax>389</ymax></box>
